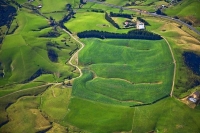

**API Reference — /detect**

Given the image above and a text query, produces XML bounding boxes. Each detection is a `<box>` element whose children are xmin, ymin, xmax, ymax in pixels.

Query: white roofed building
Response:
<box><xmin>136</xmin><ymin>21</ymin><xmax>145</xmax><ymax>30</ymax></box>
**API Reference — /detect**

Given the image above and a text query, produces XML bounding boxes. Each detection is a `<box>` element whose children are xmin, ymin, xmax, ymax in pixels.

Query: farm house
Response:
<box><xmin>136</xmin><ymin>21</ymin><xmax>145</xmax><ymax>29</ymax></box>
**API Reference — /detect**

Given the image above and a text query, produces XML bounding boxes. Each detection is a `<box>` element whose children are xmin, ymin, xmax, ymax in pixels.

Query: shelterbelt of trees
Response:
<box><xmin>77</xmin><ymin>29</ymin><xmax>162</xmax><ymax>40</ymax></box>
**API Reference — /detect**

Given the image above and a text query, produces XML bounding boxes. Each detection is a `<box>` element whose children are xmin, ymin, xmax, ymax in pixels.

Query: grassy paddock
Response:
<box><xmin>164</xmin><ymin>0</ymin><xmax>200</xmax><ymax>24</ymax></box>
<box><xmin>0</xmin><ymin>9</ymin><xmax>78</xmax><ymax>86</ymax></box>
<box><xmin>0</xmin><ymin>84</ymin><xmax>50</xmax><ymax>127</ymax></box>
<box><xmin>132</xmin><ymin>97</ymin><xmax>200</xmax><ymax>133</ymax></box>
<box><xmin>0</xmin><ymin>96</ymin><xmax>51</xmax><ymax>133</ymax></box>
<box><xmin>65</xmin><ymin>12</ymin><xmax>118</xmax><ymax>33</ymax></box>
<box><xmin>40</xmin><ymin>85</ymin><xmax>72</xmax><ymax>121</ymax></box>
<box><xmin>143</xmin><ymin>16</ymin><xmax>200</xmax><ymax>97</ymax></box>
<box><xmin>72</xmin><ymin>38</ymin><xmax>174</xmax><ymax>105</ymax></box>
<box><xmin>62</xmin><ymin>97</ymin><xmax>134</xmax><ymax>133</ymax></box>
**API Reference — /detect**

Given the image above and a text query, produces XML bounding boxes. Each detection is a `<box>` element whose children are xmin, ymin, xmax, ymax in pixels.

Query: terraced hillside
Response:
<box><xmin>1</xmin><ymin>0</ymin><xmax>200</xmax><ymax>132</ymax></box>
<box><xmin>72</xmin><ymin>39</ymin><xmax>174</xmax><ymax>106</ymax></box>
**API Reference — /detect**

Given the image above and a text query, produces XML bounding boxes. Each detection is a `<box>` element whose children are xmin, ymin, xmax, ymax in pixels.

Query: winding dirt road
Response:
<box><xmin>162</xmin><ymin>37</ymin><xmax>176</xmax><ymax>97</ymax></box>
<box><xmin>0</xmin><ymin>29</ymin><xmax>85</xmax><ymax>99</ymax></box>
<box><xmin>62</xmin><ymin>29</ymin><xmax>85</xmax><ymax>79</ymax></box>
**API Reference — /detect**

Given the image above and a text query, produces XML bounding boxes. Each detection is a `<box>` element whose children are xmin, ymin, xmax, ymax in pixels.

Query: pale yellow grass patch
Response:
<box><xmin>160</xmin><ymin>22</ymin><xmax>200</xmax><ymax>52</ymax></box>
<box><xmin>30</xmin><ymin>109</ymin><xmax>51</xmax><ymax>131</ymax></box>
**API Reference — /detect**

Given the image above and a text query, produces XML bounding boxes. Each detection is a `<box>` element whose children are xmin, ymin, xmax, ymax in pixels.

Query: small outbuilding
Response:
<box><xmin>136</xmin><ymin>21</ymin><xmax>145</xmax><ymax>30</ymax></box>
<box><xmin>38</xmin><ymin>5</ymin><xmax>42</xmax><ymax>8</ymax></box>
<box><xmin>188</xmin><ymin>91</ymin><xmax>200</xmax><ymax>103</ymax></box>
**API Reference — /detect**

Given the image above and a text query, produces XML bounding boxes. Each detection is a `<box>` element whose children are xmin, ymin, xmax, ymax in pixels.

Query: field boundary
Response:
<box><xmin>0</xmin><ymin>83</ymin><xmax>59</xmax><ymax>99</ymax></box>
<box><xmin>162</xmin><ymin>36</ymin><xmax>176</xmax><ymax>97</ymax></box>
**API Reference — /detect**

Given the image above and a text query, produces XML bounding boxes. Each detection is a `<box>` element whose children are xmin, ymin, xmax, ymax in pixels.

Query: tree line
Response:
<box><xmin>58</xmin><ymin>7</ymin><xmax>75</xmax><ymax>33</ymax></box>
<box><xmin>105</xmin><ymin>12</ymin><xmax>120</xmax><ymax>29</ymax></box>
<box><xmin>90</xmin><ymin>9</ymin><xmax>104</xmax><ymax>13</ymax></box>
<box><xmin>77</xmin><ymin>29</ymin><xmax>162</xmax><ymax>40</ymax></box>
<box><xmin>137</xmin><ymin>17</ymin><xmax>150</xmax><ymax>25</ymax></box>
<box><xmin>110</xmin><ymin>12</ymin><xmax>133</xmax><ymax>19</ymax></box>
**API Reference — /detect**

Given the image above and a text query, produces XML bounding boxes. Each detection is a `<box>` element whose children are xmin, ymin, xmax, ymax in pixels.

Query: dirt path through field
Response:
<box><xmin>162</xmin><ymin>37</ymin><xmax>176</xmax><ymax>97</ymax></box>
<box><xmin>62</xmin><ymin>29</ymin><xmax>85</xmax><ymax>80</ymax></box>
<box><xmin>0</xmin><ymin>29</ymin><xmax>85</xmax><ymax>99</ymax></box>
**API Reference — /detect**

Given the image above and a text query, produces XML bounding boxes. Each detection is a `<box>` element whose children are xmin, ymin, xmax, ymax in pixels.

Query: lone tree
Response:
<box><xmin>119</xmin><ymin>7</ymin><xmax>123</xmax><ymax>14</ymax></box>
<box><xmin>49</xmin><ymin>16</ymin><xmax>56</xmax><ymax>26</ymax></box>
<box><xmin>80</xmin><ymin>0</ymin><xmax>87</xmax><ymax>4</ymax></box>
<box><xmin>66</xmin><ymin>4</ymin><xmax>72</xmax><ymax>11</ymax></box>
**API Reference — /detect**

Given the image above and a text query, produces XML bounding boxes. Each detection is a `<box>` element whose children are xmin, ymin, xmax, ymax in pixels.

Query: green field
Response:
<box><xmin>62</xmin><ymin>97</ymin><xmax>134</xmax><ymax>133</ymax></box>
<box><xmin>65</xmin><ymin>12</ymin><xmax>120</xmax><ymax>33</ymax></box>
<box><xmin>72</xmin><ymin>38</ymin><xmax>174</xmax><ymax>105</ymax></box>
<box><xmin>164</xmin><ymin>0</ymin><xmax>200</xmax><ymax>26</ymax></box>
<box><xmin>0</xmin><ymin>2</ymin><xmax>79</xmax><ymax>128</ymax></box>
<box><xmin>99</xmin><ymin>0</ymin><xmax>168</xmax><ymax>12</ymax></box>
<box><xmin>1</xmin><ymin>0</ymin><xmax>200</xmax><ymax>132</ymax></box>
<box><xmin>0</xmin><ymin>9</ymin><xmax>79</xmax><ymax>88</ymax></box>
<box><xmin>0</xmin><ymin>96</ymin><xmax>51</xmax><ymax>133</ymax></box>
<box><xmin>40</xmin><ymin>86</ymin><xmax>72</xmax><ymax>121</ymax></box>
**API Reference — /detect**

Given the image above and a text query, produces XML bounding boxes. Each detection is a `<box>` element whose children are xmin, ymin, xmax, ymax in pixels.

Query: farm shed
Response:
<box><xmin>136</xmin><ymin>21</ymin><xmax>145</xmax><ymax>30</ymax></box>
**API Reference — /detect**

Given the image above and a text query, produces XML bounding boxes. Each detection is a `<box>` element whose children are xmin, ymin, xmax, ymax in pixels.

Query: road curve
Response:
<box><xmin>0</xmin><ymin>30</ymin><xmax>85</xmax><ymax>99</ymax></box>
<box><xmin>87</xmin><ymin>0</ymin><xmax>200</xmax><ymax>35</ymax></box>
<box><xmin>62</xmin><ymin>29</ymin><xmax>85</xmax><ymax>79</ymax></box>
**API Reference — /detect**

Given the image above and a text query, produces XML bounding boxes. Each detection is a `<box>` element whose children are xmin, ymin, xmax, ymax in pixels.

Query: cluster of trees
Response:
<box><xmin>0</xmin><ymin>62</ymin><xmax>3</xmax><ymax>78</ymax></box>
<box><xmin>47</xmin><ymin>49</ymin><xmax>58</xmax><ymax>62</ymax></box>
<box><xmin>46</xmin><ymin>42</ymin><xmax>59</xmax><ymax>62</ymax></box>
<box><xmin>59</xmin><ymin>5</ymin><xmax>75</xmax><ymax>33</ymax></box>
<box><xmin>23</xmin><ymin>69</ymin><xmax>52</xmax><ymax>83</ymax></box>
<box><xmin>0</xmin><ymin>1</ymin><xmax>16</xmax><ymax>27</ymax></box>
<box><xmin>124</xmin><ymin>2</ymin><xmax>135</xmax><ymax>6</ymax></box>
<box><xmin>137</xmin><ymin>17</ymin><xmax>150</xmax><ymax>25</ymax></box>
<box><xmin>180</xmin><ymin>18</ymin><xmax>192</xmax><ymax>26</ymax></box>
<box><xmin>156</xmin><ymin>9</ymin><xmax>166</xmax><ymax>16</ymax></box>
<box><xmin>77</xmin><ymin>29</ymin><xmax>162</xmax><ymax>40</ymax></box>
<box><xmin>11</xmin><ymin>0</ymin><xmax>22</xmax><ymax>8</ymax></box>
<box><xmin>49</xmin><ymin>16</ymin><xmax>57</xmax><ymax>26</ymax></box>
<box><xmin>90</xmin><ymin>9</ymin><xmax>104</xmax><ymax>13</ymax></box>
<box><xmin>110</xmin><ymin>12</ymin><xmax>133</xmax><ymax>19</ymax></box>
<box><xmin>46</xmin><ymin>41</ymin><xmax>63</xmax><ymax>50</ymax></box>
<box><xmin>80</xmin><ymin>0</ymin><xmax>87</xmax><ymax>4</ymax></box>
<box><xmin>105</xmin><ymin>12</ymin><xmax>120</xmax><ymax>29</ymax></box>
<box><xmin>39</xmin><ymin>31</ymin><xmax>61</xmax><ymax>37</ymax></box>
<box><xmin>183</xmin><ymin>52</ymin><xmax>200</xmax><ymax>75</ymax></box>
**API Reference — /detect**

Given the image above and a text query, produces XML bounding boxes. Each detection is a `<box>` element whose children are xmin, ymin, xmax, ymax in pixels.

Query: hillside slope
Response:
<box><xmin>164</xmin><ymin>0</ymin><xmax>200</xmax><ymax>26</ymax></box>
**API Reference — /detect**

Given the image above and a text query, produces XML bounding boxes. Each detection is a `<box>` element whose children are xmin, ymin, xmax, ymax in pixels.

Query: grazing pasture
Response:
<box><xmin>72</xmin><ymin>38</ymin><xmax>174</xmax><ymax>105</ymax></box>
<box><xmin>0</xmin><ymin>9</ymin><xmax>78</xmax><ymax>88</ymax></box>
<box><xmin>65</xmin><ymin>12</ymin><xmax>118</xmax><ymax>33</ymax></box>
<box><xmin>40</xmin><ymin>86</ymin><xmax>72</xmax><ymax>121</ymax></box>
<box><xmin>0</xmin><ymin>6</ymin><xmax>78</xmax><ymax>126</ymax></box>
<box><xmin>164</xmin><ymin>0</ymin><xmax>200</xmax><ymax>26</ymax></box>
<box><xmin>0</xmin><ymin>96</ymin><xmax>51</xmax><ymax>133</ymax></box>
<box><xmin>63</xmin><ymin>97</ymin><xmax>200</xmax><ymax>133</ymax></box>
<box><xmin>132</xmin><ymin>97</ymin><xmax>200</xmax><ymax>133</ymax></box>
<box><xmin>1</xmin><ymin>0</ymin><xmax>200</xmax><ymax>132</ymax></box>
<box><xmin>63</xmin><ymin>97</ymin><xmax>134</xmax><ymax>133</ymax></box>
